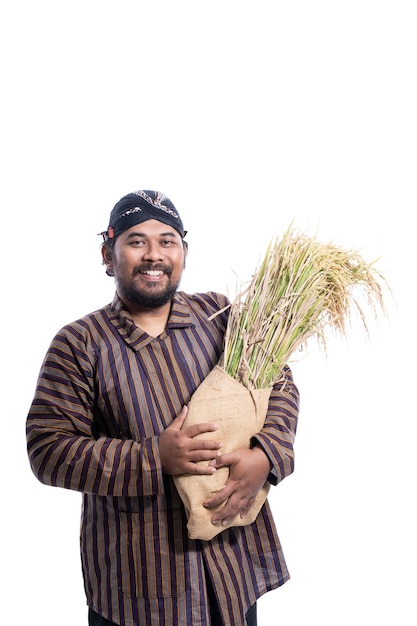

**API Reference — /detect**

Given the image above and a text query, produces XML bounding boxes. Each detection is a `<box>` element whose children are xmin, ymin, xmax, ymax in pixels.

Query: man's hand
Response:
<box><xmin>158</xmin><ymin>406</ymin><xmax>223</xmax><ymax>476</ymax></box>
<box><xmin>203</xmin><ymin>445</ymin><xmax>272</xmax><ymax>526</ymax></box>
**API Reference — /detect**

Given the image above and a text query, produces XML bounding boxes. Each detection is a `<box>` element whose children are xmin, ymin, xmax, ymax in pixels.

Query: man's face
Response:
<box><xmin>104</xmin><ymin>219</ymin><xmax>187</xmax><ymax>309</ymax></box>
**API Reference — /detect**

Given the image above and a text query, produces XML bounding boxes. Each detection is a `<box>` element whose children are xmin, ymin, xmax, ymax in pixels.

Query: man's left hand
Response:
<box><xmin>203</xmin><ymin>445</ymin><xmax>272</xmax><ymax>526</ymax></box>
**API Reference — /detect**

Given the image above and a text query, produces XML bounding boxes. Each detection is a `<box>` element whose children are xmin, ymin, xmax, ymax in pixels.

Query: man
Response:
<box><xmin>26</xmin><ymin>190</ymin><xmax>300</xmax><ymax>626</ymax></box>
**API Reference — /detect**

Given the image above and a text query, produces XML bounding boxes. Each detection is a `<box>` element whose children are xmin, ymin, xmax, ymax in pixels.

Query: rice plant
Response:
<box><xmin>216</xmin><ymin>226</ymin><xmax>391</xmax><ymax>390</ymax></box>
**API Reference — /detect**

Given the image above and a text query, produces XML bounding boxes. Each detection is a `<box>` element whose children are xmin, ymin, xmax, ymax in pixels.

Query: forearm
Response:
<box><xmin>251</xmin><ymin>364</ymin><xmax>300</xmax><ymax>484</ymax></box>
<box><xmin>27</xmin><ymin>417</ymin><xmax>165</xmax><ymax>497</ymax></box>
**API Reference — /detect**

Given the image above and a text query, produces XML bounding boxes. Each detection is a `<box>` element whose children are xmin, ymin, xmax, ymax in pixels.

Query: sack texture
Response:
<box><xmin>173</xmin><ymin>366</ymin><xmax>272</xmax><ymax>541</ymax></box>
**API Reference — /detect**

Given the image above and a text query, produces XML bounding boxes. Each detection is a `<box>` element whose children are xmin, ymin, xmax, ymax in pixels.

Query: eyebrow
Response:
<box><xmin>125</xmin><ymin>230</ymin><xmax>177</xmax><ymax>239</ymax></box>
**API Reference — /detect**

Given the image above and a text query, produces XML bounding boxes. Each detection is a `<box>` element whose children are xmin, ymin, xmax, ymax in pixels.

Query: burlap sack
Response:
<box><xmin>173</xmin><ymin>366</ymin><xmax>272</xmax><ymax>541</ymax></box>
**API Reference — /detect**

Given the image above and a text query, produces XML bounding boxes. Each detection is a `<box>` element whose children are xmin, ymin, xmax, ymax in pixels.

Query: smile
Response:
<box><xmin>140</xmin><ymin>270</ymin><xmax>164</xmax><ymax>277</ymax></box>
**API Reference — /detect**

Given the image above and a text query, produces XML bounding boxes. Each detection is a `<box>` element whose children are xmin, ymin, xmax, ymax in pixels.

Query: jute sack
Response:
<box><xmin>173</xmin><ymin>365</ymin><xmax>272</xmax><ymax>541</ymax></box>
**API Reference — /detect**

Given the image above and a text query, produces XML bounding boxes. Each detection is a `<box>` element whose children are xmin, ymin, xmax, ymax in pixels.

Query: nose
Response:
<box><xmin>142</xmin><ymin>241</ymin><xmax>164</xmax><ymax>262</ymax></box>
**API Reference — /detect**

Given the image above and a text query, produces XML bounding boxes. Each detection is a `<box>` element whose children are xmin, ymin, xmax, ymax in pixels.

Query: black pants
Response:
<box><xmin>206</xmin><ymin>569</ymin><xmax>257</xmax><ymax>625</ymax></box>
<box><xmin>88</xmin><ymin>603</ymin><xmax>257</xmax><ymax>625</ymax></box>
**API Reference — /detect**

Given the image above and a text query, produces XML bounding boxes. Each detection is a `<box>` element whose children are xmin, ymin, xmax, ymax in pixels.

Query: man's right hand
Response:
<box><xmin>158</xmin><ymin>406</ymin><xmax>223</xmax><ymax>476</ymax></box>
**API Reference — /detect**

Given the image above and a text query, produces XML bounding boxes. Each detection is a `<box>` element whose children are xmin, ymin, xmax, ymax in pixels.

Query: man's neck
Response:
<box><xmin>121</xmin><ymin>298</ymin><xmax>172</xmax><ymax>338</ymax></box>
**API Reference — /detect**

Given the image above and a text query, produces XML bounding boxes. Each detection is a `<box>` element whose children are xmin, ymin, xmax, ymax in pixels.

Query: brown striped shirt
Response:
<box><xmin>26</xmin><ymin>291</ymin><xmax>299</xmax><ymax>626</ymax></box>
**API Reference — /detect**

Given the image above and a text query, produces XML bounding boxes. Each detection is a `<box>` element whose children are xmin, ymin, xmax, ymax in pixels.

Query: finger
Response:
<box><xmin>203</xmin><ymin>485</ymin><xmax>232</xmax><ymax>509</ymax></box>
<box><xmin>211</xmin><ymin>497</ymin><xmax>245</xmax><ymax>526</ymax></box>
<box><xmin>188</xmin><ymin>439</ymin><xmax>223</xmax><ymax>453</ymax></box>
<box><xmin>172</xmin><ymin>405</ymin><xmax>188</xmax><ymax>429</ymax></box>
<box><xmin>166</xmin><ymin>406</ymin><xmax>189</xmax><ymax>432</ymax></box>
<box><xmin>187</xmin><ymin>449</ymin><xmax>222</xmax><ymax>464</ymax></box>
<box><xmin>208</xmin><ymin>451</ymin><xmax>235</xmax><ymax>469</ymax></box>
<box><xmin>240</xmin><ymin>497</ymin><xmax>255</xmax><ymax>518</ymax></box>
<box><xmin>185</xmin><ymin>422</ymin><xmax>219</xmax><ymax>438</ymax></box>
<box><xmin>183</xmin><ymin>462</ymin><xmax>218</xmax><ymax>476</ymax></box>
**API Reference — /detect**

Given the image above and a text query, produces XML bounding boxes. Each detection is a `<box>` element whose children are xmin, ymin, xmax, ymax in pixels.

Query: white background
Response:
<box><xmin>1</xmin><ymin>1</ymin><xmax>416</xmax><ymax>624</ymax></box>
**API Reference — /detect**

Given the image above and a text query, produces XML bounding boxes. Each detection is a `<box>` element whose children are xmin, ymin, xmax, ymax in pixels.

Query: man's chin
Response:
<box><xmin>119</xmin><ymin>283</ymin><xmax>179</xmax><ymax>309</ymax></box>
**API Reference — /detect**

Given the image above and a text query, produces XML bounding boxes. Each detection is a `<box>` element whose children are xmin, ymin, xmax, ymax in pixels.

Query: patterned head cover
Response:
<box><xmin>101</xmin><ymin>190</ymin><xmax>186</xmax><ymax>240</ymax></box>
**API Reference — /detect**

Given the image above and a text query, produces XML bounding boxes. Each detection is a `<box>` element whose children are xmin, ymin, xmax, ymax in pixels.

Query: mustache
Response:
<box><xmin>133</xmin><ymin>263</ymin><xmax>172</xmax><ymax>275</ymax></box>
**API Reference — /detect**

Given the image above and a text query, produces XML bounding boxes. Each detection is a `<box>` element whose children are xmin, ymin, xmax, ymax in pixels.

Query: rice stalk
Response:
<box><xmin>218</xmin><ymin>226</ymin><xmax>391</xmax><ymax>390</ymax></box>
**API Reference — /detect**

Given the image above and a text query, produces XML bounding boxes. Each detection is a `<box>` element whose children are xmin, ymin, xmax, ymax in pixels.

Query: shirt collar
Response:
<box><xmin>109</xmin><ymin>292</ymin><xmax>196</xmax><ymax>350</ymax></box>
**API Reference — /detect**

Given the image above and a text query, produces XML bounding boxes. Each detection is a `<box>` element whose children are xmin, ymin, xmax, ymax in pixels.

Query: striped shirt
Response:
<box><xmin>26</xmin><ymin>291</ymin><xmax>300</xmax><ymax>626</ymax></box>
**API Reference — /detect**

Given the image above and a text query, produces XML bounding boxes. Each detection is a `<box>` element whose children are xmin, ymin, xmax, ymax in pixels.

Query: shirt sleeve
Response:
<box><xmin>26</xmin><ymin>326</ymin><xmax>165</xmax><ymax>498</ymax></box>
<box><xmin>250</xmin><ymin>364</ymin><xmax>300</xmax><ymax>485</ymax></box>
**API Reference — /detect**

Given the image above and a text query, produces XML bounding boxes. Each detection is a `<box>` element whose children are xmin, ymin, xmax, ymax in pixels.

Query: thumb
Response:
<box><xmin>209</xmin><ymin>451</ymin><xmax>232</xmax><ymax>469</ymax></box>
<box><xmin>171</xmin><ymin>405</ymin><xmax>188</xmax><ymax>430</ymax></box>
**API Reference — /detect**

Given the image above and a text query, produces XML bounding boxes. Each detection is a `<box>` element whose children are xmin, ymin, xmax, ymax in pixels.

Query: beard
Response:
<box><xmin>116</xmin><ymin>265</ymin><xmax>182</xmax><ymax>309</ymax></box>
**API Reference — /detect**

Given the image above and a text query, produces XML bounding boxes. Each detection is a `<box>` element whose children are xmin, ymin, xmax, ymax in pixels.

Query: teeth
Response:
<box><xmin>143</xmin><ymin>270</ymin><xmax>163</xmax><ymax>276</ymax></box>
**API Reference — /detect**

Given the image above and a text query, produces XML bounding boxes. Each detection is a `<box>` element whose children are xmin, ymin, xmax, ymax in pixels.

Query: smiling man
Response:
<box><xmin>26</xmin><ymin>190</ymin><xmax>300</xmax><ymax>626</ymax></box>
<box><xmin>101</xmin><ymin>191</ymin><xmax>189</xmax><ymax>337</ymax></box>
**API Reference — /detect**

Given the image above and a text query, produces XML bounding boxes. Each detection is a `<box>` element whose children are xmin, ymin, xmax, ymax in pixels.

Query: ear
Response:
<box><xmin>183</xmin><ymin>240</ymin><xmax>188</xmax><ymax>269</ymax></box>
<box><xmin>101</xmin><ymin>244</ymin><xmax>115</xmax><ymax>276</ymax></box>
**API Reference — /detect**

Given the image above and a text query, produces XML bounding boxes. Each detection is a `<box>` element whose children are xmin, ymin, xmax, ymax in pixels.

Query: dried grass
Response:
<box><xmin>213</xmin><ymin>226</ymin><xmax>391</xmax><ymax>390</ymax></box>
